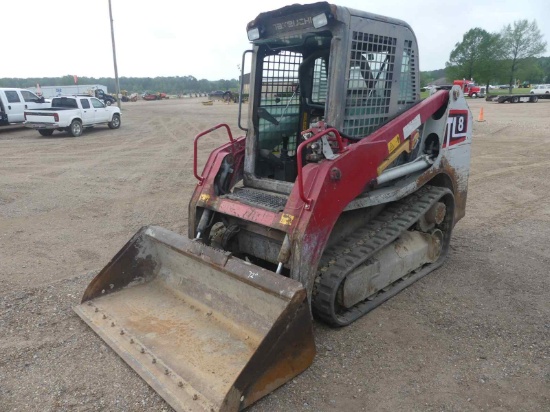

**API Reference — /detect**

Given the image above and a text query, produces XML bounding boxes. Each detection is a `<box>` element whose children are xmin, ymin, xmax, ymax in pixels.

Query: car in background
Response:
<box><xmin>142</xmin><ymin>92</ymin><xmax>168</xmax><ymax>101</ymax></box>
<box><xmin>142</xmin><ymin>92</ymin><xmax>159</xmax><ymax>101</ymax></box>
<box><xmin>208</xmin><ymin>90</ymin><xmax>233</xmax><ymax>101</ymax></box>
<box><xmin>94</xmin><ymin>89</ymin><xmax>116</xmax><ymax>106</ymax></box>
<box><xmin>529</xmin><ymin>84</ymin><xmax>550</xmax><ymax>96</ymax></box>
<box><xmin>208</xmin><ymin>90</ymin><xmax>225</xmax><ymax>97</ymax></box>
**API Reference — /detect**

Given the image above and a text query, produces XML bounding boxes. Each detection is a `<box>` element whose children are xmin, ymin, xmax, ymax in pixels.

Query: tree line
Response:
<box><xmin>3</xmin><ymin>19</ymin><xmax>547</xmax><ymax>96</ymax></box>
<box><xmin>0</xmin><ymin>75</ymin><xmax>240</xmax><ymax>95</ymax></box>
<box><xmin>441</xmin><ymin>19</ymin><xmax>548</xmax><ymax>92</ymax></box>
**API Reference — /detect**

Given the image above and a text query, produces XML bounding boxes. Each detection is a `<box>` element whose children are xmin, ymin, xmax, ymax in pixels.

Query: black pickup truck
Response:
<box><xmin>94</xmin><ymin>89</ymin><xmax>116</xmax><ymax>106</ymax></box>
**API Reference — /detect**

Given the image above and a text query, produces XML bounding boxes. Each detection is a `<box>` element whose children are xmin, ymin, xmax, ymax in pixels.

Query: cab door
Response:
<box><xmin>2</xmin><ymin>90</ymin><xmax>25</xmax><ymax>122</ymax></box>
<box><xmin>91</xmin><ymin>98</ymin><xmax>110</xmax><ymax>122</ymax></box>
<box><xmin>79</xmin><ymin>98</ymin><xmax>95</xmax><ymax>125</ymax></box>
<box><xmin>20</xmin><ymin>90</ymin><xmax>50</xmax><ymax>111</ymax></box>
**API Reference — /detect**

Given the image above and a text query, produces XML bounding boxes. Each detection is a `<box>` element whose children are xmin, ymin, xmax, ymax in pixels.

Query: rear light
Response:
<box><xmin>54</xmin><ymin>113</ymin><xmax>59</xmax><ymax>122</ymax></box>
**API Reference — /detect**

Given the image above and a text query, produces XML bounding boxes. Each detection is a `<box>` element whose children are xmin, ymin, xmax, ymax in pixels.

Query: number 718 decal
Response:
<box><xmin>443</xmin><ymin>110</ymin><xmax>470</xmax><ymax>147</ymax></box>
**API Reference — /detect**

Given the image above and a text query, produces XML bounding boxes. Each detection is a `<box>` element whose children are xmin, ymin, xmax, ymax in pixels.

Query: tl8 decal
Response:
<box><xmin>444</xmin><ymin>110</ymin><xmax>469</xmax><ymax>147</ymax></box>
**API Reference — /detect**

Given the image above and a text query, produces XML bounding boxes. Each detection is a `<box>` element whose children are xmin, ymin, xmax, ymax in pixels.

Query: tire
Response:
<box><xmin>69</xmin><ymin>119</ymin><xmax>83</xmax><ymax>137</ymax></box>
<box><xmin>106</xmin><ymin>100</ymin><xmax>112</xmax><ymax>106</ymax></box>
<box><xmin>108</xmin><ymin>114</ymin><xmax>121</xmax><ymax>129</ymax></box>
<box><xmin>38</xmin><ymin>129</ymin><xmax>54</xmax><ymax>136</ymax></box>
<box><xmin>471</xmin><ymin>93</ymin><xmax>478</xmax><ymax>98</ymax></box>
<box><xmin>530</xmin><ymin>96</ymin><xmax>538</xmax><ymax>103</ymax></box>
<box><xmin>511</xmin><ymin>96</ymin><xmax>519</xmax><ymax>103</ymax></box>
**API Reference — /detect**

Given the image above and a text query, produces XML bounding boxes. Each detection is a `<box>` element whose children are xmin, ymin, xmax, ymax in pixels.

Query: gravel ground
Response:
<box><xmin>0</xmin><ymin>97</ymin><xmax>549</xmax><ymax>411</ymax></box>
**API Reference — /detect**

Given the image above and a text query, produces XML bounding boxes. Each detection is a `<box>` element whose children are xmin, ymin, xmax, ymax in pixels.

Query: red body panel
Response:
<box><xmin>189</xmin><ymin>91</ymin><xmax>451</xmax><ymax>295</ymax></box>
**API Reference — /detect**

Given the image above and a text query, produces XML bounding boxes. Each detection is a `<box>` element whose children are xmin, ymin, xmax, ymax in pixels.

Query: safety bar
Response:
<box><xmin>193</xmin><ymin>124</ymin><xmax>234</xmax><ymax>184</ymax></box>
<box><xmin>296</xmin><ymin>128</ymin><xmax>346</xmax><ymax>209</ymax></box>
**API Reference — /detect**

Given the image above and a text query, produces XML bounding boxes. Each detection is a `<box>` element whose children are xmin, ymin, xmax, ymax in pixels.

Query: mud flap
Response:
<box><xmin>74</xmin><ymin>226</ymin><xmax>315</xmax><ymax>412</ymax></box>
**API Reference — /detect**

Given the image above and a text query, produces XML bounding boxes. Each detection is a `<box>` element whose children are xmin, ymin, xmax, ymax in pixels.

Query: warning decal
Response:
<box><xmin>444</xmin><ymin>110</ymin><xmax>469</xmax><ymax>147</ymax></box>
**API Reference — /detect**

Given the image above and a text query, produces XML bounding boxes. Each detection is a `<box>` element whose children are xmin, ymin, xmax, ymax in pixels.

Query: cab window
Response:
<box><xmin>80</xmin><ymin>99</ymin><xmax>91</xmax><ymax>109</ymax></box>
<box><xmin>20</xmin><ymin>90</ymin><xmax>40</xmax><ymax>102</ymax></box>
<box><xmin>5</xmin><ymin>91</ymin><xmax>21</xmax><ymax>103</ymax></box>
<box><xmin>91</xmin><ymin>98</ymin><xmax>104</xmax><ymax>108</ymax></box>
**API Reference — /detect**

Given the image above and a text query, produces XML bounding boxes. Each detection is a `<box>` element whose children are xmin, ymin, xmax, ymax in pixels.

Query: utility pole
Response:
<box><xmin>108</xmin><ymin>0</ymin><xmax>122</xmax><ymax>109</ymax></box>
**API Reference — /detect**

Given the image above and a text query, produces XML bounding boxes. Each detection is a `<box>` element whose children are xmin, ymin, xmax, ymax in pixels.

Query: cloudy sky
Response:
<box><xmin>3</xmin><ymin>0</ymin><xmax>549</xmax><ymax>80</ymax></box>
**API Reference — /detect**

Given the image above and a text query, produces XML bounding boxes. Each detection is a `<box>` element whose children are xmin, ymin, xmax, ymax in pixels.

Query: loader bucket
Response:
<box><xmin>74</xmin><ymin>226</ymin><xmax>315</xmax><ymax>412</ymax></box>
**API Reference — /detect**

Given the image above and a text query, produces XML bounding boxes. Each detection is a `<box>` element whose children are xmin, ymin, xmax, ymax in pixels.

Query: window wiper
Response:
<box><xmin>257</xmin><ymin>86</ymin><xmax>299</xmax><ymax>126</ymax></box>
<box><xmin>276</xmin><ymin>87</ymin><xmax>298</xmax><ymax>124</ymax></box>
<box><xmin>257</xmin><ymin>108</ymin><xmax>279</xmax><ymax>125</ymax></box>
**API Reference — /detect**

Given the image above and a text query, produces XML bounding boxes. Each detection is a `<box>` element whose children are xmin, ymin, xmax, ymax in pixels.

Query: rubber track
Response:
<box><xmin>312</xmin><ymin>185</ymin><xmax>451</xmax><ymax>326</ymax></box>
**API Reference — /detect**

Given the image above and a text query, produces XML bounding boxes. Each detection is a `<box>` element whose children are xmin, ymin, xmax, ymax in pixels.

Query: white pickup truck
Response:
<box><xmin>0</xmin><ymin>88</ymin><xmax>51</xmax><ymax>125</ymax></box>
<box><xmin>23</xmin><ymin>95</ymin><xmax>121</xmax><ymax>137</ymax></box>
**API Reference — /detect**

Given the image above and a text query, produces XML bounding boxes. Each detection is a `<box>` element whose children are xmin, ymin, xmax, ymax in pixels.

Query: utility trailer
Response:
<box><xmin>487</xmin><ymin>94</ymin><xmax>539</xmax><ymax>103</ymax></box>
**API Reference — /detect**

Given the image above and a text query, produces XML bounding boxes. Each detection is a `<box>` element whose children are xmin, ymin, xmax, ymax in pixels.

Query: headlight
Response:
<box><xmin>247</xmin><ymin>27</ymin><xmax>260</xmax><ymax>41</ymax></box>
<box><xmin>313</xmin><ymin>13</ymin><xmax>328</xmax><ymax>28</ymax></box>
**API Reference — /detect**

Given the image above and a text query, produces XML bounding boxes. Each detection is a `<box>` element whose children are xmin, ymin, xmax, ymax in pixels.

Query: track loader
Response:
<box><xmin>75</xmin><ymin>3</ymin><xmax>472</xmax><ymax>411</ymax></box>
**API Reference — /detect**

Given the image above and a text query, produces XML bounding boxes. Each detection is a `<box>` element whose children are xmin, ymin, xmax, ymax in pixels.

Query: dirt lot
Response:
<box><xmin>1</xmin><ymin>97</ymin><xmax>549</xmax><ymax>412</ymax></box>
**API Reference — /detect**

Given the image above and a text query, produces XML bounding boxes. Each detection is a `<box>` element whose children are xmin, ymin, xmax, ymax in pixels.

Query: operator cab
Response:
<box><xmin>253</xmin><ymin>33</ymin><xmax>331</xmax><ymax>182</ymax></box>
<box><xmin>243</xmin><ymin>2</ymin><xmax>420</xmax><ymax>191</ymax></box>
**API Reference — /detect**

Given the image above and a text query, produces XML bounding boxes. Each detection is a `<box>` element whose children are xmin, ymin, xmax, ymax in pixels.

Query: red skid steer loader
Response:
<box><xmin>74</xmin><ymin>3</ymin><xmax>472</xmax><ymax>411</ymax></box>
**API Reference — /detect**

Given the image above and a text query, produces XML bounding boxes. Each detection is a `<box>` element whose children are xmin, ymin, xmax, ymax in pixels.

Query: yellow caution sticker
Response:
<box><xmin>199</xmin><ymin>194</ymin><xmax>210</xmax><ymax>203</ymax></box>
<box><xmin>302</xmin><ymin>113</ymin><xmax>309</xmax><ymax>131</ymax></box>
<box><xmin>388</xmin><ymin>134</ymin><xmax>401</xmax><ymax>154</ymax></box>
<box><xmin>410</xmin><ymin>130</ymin><xmax>420</xmax><ymax>149</ymax></box>
<box><xmin>280</xmin><ymin>213</ymin><xmax>295</xmax><ymax>226</ymax></box>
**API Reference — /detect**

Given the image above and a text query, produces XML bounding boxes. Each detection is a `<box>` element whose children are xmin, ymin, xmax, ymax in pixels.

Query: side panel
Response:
<box><xmin>337</xmin><ymin>15</ymin><xmax>420</xmax><ymax>137</ymax></box>
<box><xmin>3</xmin><ymin>90</ymin><xmax>26</xmax><ymax>122</ymax></box>
<box><xmin>0</xmin><ymin>93</ymin><xmax>7</xmax><ymax>124</ymax></box>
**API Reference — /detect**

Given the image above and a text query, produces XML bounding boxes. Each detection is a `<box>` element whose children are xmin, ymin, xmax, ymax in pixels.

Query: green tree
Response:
<box><xmin>476</xmin><ymin>33</ymin><xmax>506</xmax><ymax>91</ymax></box>
<box><xmin>539</xmin><ymin>57</ymin><xmax>550</xmax><ymax>83</ymax></box>
<box><xmin>501</xmin><ymin>19</ymin><xmax>547</xmax><ymax>92</ymax></box>
<box><xmin>420</xmin><ymin>72</ymin><xmax>435</xmax><ymax>87</ymax></box>
<box><xmin>446</xmin><ymin>28</ymin><xmax>490</xmax><ymax>80</ymax></box>
<box><xmin>0</xmin><ymin>75</ymin><xmax>240</xmax><ymax>95</ymax></box>
<box><xmin>445</xmin><ymin>28</ymin><xmax>504</xmax><ymax>90</ymax></box>
<box><xmin>516</xmin><ymin>58</ymin><xmax>544</xmax><ymax>85</ymax></box>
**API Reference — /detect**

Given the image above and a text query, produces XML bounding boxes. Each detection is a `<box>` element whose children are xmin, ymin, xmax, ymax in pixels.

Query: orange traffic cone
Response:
<box><xmin>477</xmin><ymin>107</ymin><xmax>486</xmax><ymax>122</ymax></box>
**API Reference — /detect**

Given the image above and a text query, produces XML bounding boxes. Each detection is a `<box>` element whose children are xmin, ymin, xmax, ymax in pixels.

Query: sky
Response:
<box><xmin>2</xmin><ymin>0</ymin><xmax>549</xmax><ymax>80</ymax></box>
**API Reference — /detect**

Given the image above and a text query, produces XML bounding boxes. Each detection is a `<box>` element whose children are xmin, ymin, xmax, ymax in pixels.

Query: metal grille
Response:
<box><xmin>343</xmin><ymin>32</ymin><xmax>397</xmax><ymax>138</ymax></box>
<box><xmin>312</xmin><ymin>58</ymin><xmax>328</xmax><ymax>104</ymax></box>
<box><xmin>259</xmin><ymin>51</ymin><xmax>303</xmax><ymax>152</ymax></box>
<box><xmin>399</xmin><ymin>40</ymin><xmax>416</xmax><ymax>104</ymax></box>
<box><xmin>225</xmin><ymin>187</ymin><xmax>288</xmax><ymax>212</ymax></box>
